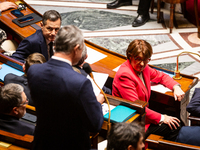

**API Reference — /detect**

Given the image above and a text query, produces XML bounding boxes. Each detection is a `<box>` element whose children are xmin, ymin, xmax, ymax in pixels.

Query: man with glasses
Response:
<box><xmin>0</xmin><ymin>83</ymin><xmax>34</xmax><ymax>135</ymax></box>
<box><xmin>11</xmin><ymin>10</ymin><xmax>61</xmax><ymax>63</ymax></box>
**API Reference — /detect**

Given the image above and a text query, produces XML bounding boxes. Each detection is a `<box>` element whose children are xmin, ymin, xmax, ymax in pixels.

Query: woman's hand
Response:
<box><xmin>163</xmin><ymin>114</ymin><xmax>180</xmax><ymax>130</ymax></box>
<box><xmin>173</xmin><ymin>85</ymin><xmax>185</xmax><ymax>101</ymax></box>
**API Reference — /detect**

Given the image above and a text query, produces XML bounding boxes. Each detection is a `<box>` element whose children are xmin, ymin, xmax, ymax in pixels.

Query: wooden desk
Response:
<box><xmin>0</xmin><ymin>0</ymin><xmax>42</xmax><ymax>41</ymax></box>
<box><xmin>85</xmin><ymin>40</ymin><xmax>198</xmax><ymax>126</ymax></box>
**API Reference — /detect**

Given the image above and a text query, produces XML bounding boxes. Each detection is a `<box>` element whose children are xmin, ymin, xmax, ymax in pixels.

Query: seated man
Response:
<box><xmin>107</xmin><ymin>122</ymin><xmax>145</xmax><ymax>150</ymax></box>
<box><xmin>73</xmin><ymin>45</ymin><xmax>112</xmax><ymax>95</ymax></box>
<box><xmin>186</xmin><ymin>88</ymin><xmax>200</xmax><ymax>117</ymax></box>
<box><xmin>4</xmin><ymin>53</ymin><xmax>46</xmax><ymax>106</ymax></box>
<box><xmin>0</xmin><ymin>83</ymin><xmax>35</xmax><ymax>135</ymax></box>
<box><xmin>175</xmin><ymin>88</ymin><xmax>200</xmax><ymax>146</ymax></box>
<box><xmin>11</xmin><ymin>10</ymin><xmax>61</xmax><ymax>63</ymax></box>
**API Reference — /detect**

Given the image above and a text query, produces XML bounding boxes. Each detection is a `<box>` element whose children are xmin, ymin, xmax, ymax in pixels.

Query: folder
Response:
<box><xmin>104</xmin><ymin>105</ymin><xmax>136</xmax><ymax>123</ymax></box>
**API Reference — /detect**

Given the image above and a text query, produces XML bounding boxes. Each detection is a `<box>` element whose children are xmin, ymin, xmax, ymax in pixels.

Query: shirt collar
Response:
<box><xmin>51</xmin><ymin>56</ymin><xmax>72</xmax><ymax>66</ymax></box>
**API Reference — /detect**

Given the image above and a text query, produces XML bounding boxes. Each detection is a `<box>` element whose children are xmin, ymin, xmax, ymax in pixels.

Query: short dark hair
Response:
<box><xmin>107</xmin><ymin>122</ymin><xmax>144</xmax><ymax>150</ymax></box>
<box><xmin>24</xmin><ymin>53</ymin><xmax>46</xmax><ymax>76</ymax></box>
<box><xmin>55</xmin><ymin>25</ymin><xmax>84</xmax><ymax>54</ymax></box>
<box><xmin>0</xmin><ymin>83</ymin><xmax>23</xmax><ymax>114</ymax></box>
<box><xmin>42</xmin><ymin>10</ymin><xmax>61</xmax><ymax>26</ymax></box>
<box><xmin>126</xmin><ymin>39</ymin><xmax>153</xmax><ymax>61</ymax></box>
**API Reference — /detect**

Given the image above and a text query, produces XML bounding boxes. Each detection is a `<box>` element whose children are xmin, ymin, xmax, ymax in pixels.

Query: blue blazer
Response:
<box><xmin>0</xmin><ymin>114</ymin><xmax>35</xmax><ymax>136</ymax></box>
<box><xmin>11</xmin><ymin>29</ymin><xmax>48</xmax><ymax>63</ymax></box>
<box><xmin>186</xmin><ymin>88</ymin><xmax>200</xmax><ymax>117</ymax></box>
<box><xmin>27</xmin><ymin>58</ymin><xmax>104</xmax><ymax>150</ymax></box>
<box><xmin>176</xmin><ymin>126</ymin><xmax>200</xmax><ymax>146</ymax></box>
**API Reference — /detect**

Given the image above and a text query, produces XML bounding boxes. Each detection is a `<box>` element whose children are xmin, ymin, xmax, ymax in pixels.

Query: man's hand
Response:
<box><xmin>163</xmin><ymin>114</ymin><xmax>180</xmax><ymax>130</ymax></box>
<box><xmin>96</xmin><ymin>93</ymin><xmax>105</xmax><ymax>104</ymax></box>
<box><xmin>173</xmin><ymin>85</ymin><xmax>185</xmax><ymax>101</ymax></box>
<box><xmin>0</xmin><ymin>2</ymin><xmax>17</xmax><ymax>12</ymax></box>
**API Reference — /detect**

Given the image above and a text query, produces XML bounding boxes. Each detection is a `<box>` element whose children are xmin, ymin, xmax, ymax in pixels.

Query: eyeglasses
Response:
<box><xmin>133</xmin><ymin>56</ymin><xmax>151</xmax><ymax>64</ymax></box>
<box><xmin>19</xmin><ymin>98</ymin><xmax>29</xmax><ymax>106</ymax></box>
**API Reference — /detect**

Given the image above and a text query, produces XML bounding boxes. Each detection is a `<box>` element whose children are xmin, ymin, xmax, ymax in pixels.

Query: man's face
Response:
<box><xmin>41</xmin><ymin>19</ymin><xmax>61</xmax><ymax>42</ymax></box>
<box><xmin>16</xmin><ymin>92</ymin><xmax>28</xmax><ymax>118</ymax></box>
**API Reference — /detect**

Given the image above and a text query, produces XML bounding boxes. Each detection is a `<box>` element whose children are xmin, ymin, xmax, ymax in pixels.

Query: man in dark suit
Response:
<box><xmin>11</xmin><ymin>10</ymin><xmax>61</xmax><ymax>63</ymax></box>
<box><xmin>27</xmin><ymin>25</ymin><xmax>104</xmax><ymax>150</ymax></box>
<box><xmin>175</xmin><ymin>88</ymin><xmax>200</xmax><ymax>146</ymax></box>
<box><xmin>4</xmin><ymin>53</ymin><xmax>46</xmax><ymax>106</ymax></box>
<box><xmin>107</xmin><ymin>0</ymin><xmax>151</xmax><ymax>27</ymax></box>
<box><xmin>186</xmin><ymin>88</ymin><xmax>200</xmax><ymax>116</ymax></box>
<box><xmin>0</xmin><ymin>83</ymin><xmax>34</xmax><ymax>136</ymax></box>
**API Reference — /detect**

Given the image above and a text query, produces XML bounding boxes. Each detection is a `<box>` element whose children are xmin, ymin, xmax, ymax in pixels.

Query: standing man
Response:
<box><xmin>27</xmin><ymin>25</ymin><xmax>104</xmax><ymax>150</ymax></box>
<box><xmin>107</xmin><ymin>0</ymin><xmax>151</xmax><ymax>27</ymax></box>
<box><xmin>11</xmin><ymin>10</ymin><xmax>61</xmax><ymax>63</ymax></box>
<box><xmin>0</xmin><ymin>83</ymin><xmax>34</xmax><ymax>136</ymax></box>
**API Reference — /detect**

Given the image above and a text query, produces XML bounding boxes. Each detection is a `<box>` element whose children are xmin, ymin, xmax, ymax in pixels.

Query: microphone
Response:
<box><xmin>82</xmin><ymin>63</ymin><xmax>94</xmax><ymax>79</ymax></box>
<box><xmin>82</xmin><ymin>63</ymin><xmax>111</xmax><ymax>131</ymax></box>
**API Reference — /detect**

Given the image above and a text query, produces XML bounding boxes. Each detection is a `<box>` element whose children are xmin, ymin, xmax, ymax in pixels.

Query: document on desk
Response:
<box><xmin>85</xmin><ymin>47</ymin><xmax>107</xmax><ymax>64</ymax></box>
<box><xmin>151</xmin><ymin>82</ymin><xmax>172</xmax><ymax>93</ymax></box>
<box><xmin>87</xmin><ymin>72</ymin><xmax>109</xmax><ymax>96</ymax></box>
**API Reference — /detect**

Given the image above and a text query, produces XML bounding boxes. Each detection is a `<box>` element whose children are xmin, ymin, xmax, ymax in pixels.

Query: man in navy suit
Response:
<box><xmin>0</xmin><ymin>83</ymin><xmax>34</xmax><ymax>136</ymax></box>
<box><xmin>11</xmin><ymin>10</ymin><xmax>61</xmax><ymax>63</ymax></box>
<box><xmin>27</xmin><ymin>25</ymin><xmax>104</xmax><ymax>150</ymax></box>
<box><xmin>175</xmin><ymin>88</ymin><xmax>200</xmax><ymax>146</ymax></box>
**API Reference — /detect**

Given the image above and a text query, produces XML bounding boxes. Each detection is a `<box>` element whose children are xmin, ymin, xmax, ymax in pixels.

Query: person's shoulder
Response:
<box><xmin>25</xmin><ymin>29</ymin><xmax>43</xmax><ymax>41</ymax></box>
<box><xmin>18</xmin><ymin>120</ymin><xmax>35</xmax><ymax>135</ymax></box>
<box><xmin>4</xmin><ymin>73</ymin><xmax>20</xmax><ymax>82</ymax></box>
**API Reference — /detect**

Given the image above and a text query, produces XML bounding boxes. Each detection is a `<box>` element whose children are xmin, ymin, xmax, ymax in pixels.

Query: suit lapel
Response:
<box><xmin>38</xmin><ymin>30</ymin><xmax>48</xmax><ymax>61</ymax></box>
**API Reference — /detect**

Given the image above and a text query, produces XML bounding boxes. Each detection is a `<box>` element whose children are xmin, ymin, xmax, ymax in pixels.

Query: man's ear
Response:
<box><xmin>12</xmin><ymin>107</ymin><xmax>19</xmax><ymax>115</ymax></box>
<box><xmin>40</xmin><ymin>22</ymin><xmax>44</xmax><ymax>28</ymax></box>
<box><xmin>74</xmin><ymin>44</ymin><xmax>80</xmax><ymax>54</ymax></box>
<box><xmin>127</xmin><ymin>145</ymin><xmax>135</xmax><ymax>150</ymax></box>
<box><xmin>22</xmin><ymin>64</ymin><xmax>25</xmax><ymax>73</ymax></box>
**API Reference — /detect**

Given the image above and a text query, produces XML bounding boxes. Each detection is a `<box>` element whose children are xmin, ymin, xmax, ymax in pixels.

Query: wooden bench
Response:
<box><xmin>0</xmin><ymin>130</ymin><xmax>33</xmax><ymax>149</ymax></box>
<box><xmin>146</xmin><ymin>134</ymin><xmax>200</xmax><ymax>150</ymax></box>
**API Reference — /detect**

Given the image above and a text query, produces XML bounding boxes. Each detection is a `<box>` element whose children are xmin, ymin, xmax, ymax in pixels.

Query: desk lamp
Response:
<box><xmin>173</xmin><ymin>51</ymin><xmax>200</xmax><ymax>80</ymax></box>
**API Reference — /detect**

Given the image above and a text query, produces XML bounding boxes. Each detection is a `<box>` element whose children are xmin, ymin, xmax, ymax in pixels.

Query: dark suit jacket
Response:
<box><xmin>176</xmin><ymin>126</ymin><xmax>200</xmax><ymax>146</ymax></box>
<box><xmin>11</xmin><ymin>29</ymin><xmax>48</xmax><ymax>63</ymax></box>
<box><xmin>186</xmin><ymin>88</ymin><xmax>200</xmax><ymax>117</ymax></box>
<box><xmin>0</xmin><ymin>114</ymin><xmax>35</xmax><ymax>136</ymax></box>
<box><xmin>27</xmin><ymin>58</ymin><xmax>104</xmax><ymax>150</ymax></box>
<box><xmin>4</xmin><ymin>73</ymin><xmax>34</xmax><ymax>106</ymax></box>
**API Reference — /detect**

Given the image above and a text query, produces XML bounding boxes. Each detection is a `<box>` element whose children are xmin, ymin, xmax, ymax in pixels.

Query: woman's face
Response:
<box><xmin>130</xmin><ymin>52</ymin><xmax>150</xmax><ymax>73</ymax></box>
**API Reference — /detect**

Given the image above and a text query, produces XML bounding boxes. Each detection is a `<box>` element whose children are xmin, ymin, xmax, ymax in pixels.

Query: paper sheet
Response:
<box><xmin>85</xmin><ymin>47</ymin><xmax>107</xmax><ymax>64</ymax></box>
<box><xmin>151</xmin><ymin>83</ymin><xmax>172</xmax><ymax>93</ymax></box>
<box><xmin>87</xmin><ymin>72</ymin><xmax>109</xmax><ymax>96</ymax></box>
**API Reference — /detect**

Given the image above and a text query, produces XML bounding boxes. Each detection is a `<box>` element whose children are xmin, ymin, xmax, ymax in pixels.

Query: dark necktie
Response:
<box><xmin>48</xmin><ymin>42</ymin><xmax>53</xmax><ymax>59</ymax></box>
